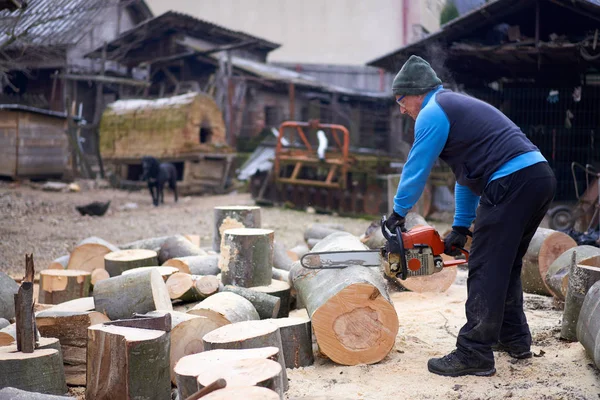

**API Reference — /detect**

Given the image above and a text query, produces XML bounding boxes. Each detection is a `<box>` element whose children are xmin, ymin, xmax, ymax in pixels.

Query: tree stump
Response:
<box><xmin>252</xmin><ymin>280</ymin><xmax>292</xmax><ymax>318</ymax></box>
<box><xmin>0</xmin><ymin>387</ymin><xmax>71</xmax><ymax>399</ymax></box>
<box><xmin>143</xmin><ymin>310</ymin><xmax>224</xmax><ymax>385</ymax></box>
<box><xmin>86</xmin><ymin>324</ymin><xmax>171</xmax><ymax>400</ymax></box>
<box><xmin>522</xmin><ymin>228</ymin><xmax>577</xmax><ymax>296</ymax></box>
<box><xmin>219</xmin><ymin>228</ymin><xmax>274</xmax><ymax>288</ymax></box>
<box><xmin>0</xmin><ymin>346</ymin><xmax>67</xmax><ymax>395</ymax></box>
<box><xmin>67</xmin><ymin>237</ymin><xmax>119</xmax><ymax>273</ymax></box>
<box><xmin>163</xmin><ymin>254</ymin><xmax>220</xmax><ymax>275</ymax></box>
<box><xmin>269</xmin><ymin>317</ymin><xmax>314</xmax><ymax>368</ymax></box>
<box><xmin>158</xmin><ymin>236</ymin><xmax>207</xmax><ymax>265</ymax></box>
<box><xmin>201</xmin><ymin>387</ymin><xmax>280</xmax><ymax>400</ymax></box>
<box><xmin>222</xmin><ymin>286</ymin><xmax>281</xmax><ymax>319</ymax></box>
<box><xmin>103</xmin><ymin>249</ymin><xmax>158</xmax><ymax>277</ymax></box>
<box><xmin>289</xmin><ymin>231</ymin><xmax>398</xmax><ymax>366</ymax></box>
<box><xmin>38</xmin><ymin>270</ymin><xmax>91</xmax><ymax>305</ymax></box>
<box><xmin>196</xmin><ymin>358</ymin><xmax>283</xmax><ymax>397</ymax></box>
<box><xmin>187</xmin><ymin>292</ymin><xmax>259</xmax><ymax>325</ymax></box>
<box><xmin>93</xmin><ymin>270</ymin><xmax>172</xmax><ymax>320</ymax></box>
<box><xmin>0</xmin><ymin>271</ymin><xmax>19</xmax><ymax>320</ymax></box>
<box><xmin>174</xmin><ymin>347</ymin><xmax>280</xmax><ymax>400</ymax></box>
<box><xmin>48</xmin><ymin>255</ymin><xmax>70</xmax><ymax>270</ymax></box>
<box><xmin>36</xmin><ymin>310</ymin><xmax>110</xmax><ymax>386</ymax></box>
<box><xmin>121</xmin><ymin>266</ymin><xmax>179</xmax><ymax>281</ymax></box>
<box><xmin>202</xmin><ymin>320</ymin><xmax>288</xmax><ymax>391</ymax></box>
<box><xmin>545</xmin><ymin>246</ymin><xmax>600</xmax><ymax>301</ymax></box>
<box><xmin>213</xmin><ymin>205</ymin><xmax>261</xmax><ymax>252</ymax></box>
<box><xmin>166</xmin><ymin>273</ymin><xmax>220</xmax><ymax>303</ymax></box>
<box><xmin>577</xmin><ymin>280</ymin><xmax>600</xmax><ymax>368</ymax></box>
<box><xmin>561</xmin><ymin>255</ymin><xmax>600</xmax><ymax>341</ymax></box>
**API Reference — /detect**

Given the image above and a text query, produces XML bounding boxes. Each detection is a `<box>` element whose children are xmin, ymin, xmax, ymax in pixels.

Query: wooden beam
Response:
<box><xmin>547</xmin><ymin>0</ymin><xmax>600</xmax><ymax>24</ymax></box>
<box><xmin>58</xmin><ymin>74</ymin><xmax>150</xmax><ymax>87</ymax></box>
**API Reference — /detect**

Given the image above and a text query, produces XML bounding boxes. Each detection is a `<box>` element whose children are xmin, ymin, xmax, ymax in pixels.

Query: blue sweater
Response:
<box><xmin>393</xmin><ymin>86</ymin><xmax>546</xmax><ymax>227</ymax></box>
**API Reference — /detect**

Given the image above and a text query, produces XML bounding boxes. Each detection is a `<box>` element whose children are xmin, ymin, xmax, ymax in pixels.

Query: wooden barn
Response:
<box><xmin>99</xmin><ymin>92</ymin><xmax>235</xmax><ymax>194</ymax></box>
<box><xmin>0</xmin><ymin>105</ymin><xmax>69</xmax><ymax>179</ymax></box>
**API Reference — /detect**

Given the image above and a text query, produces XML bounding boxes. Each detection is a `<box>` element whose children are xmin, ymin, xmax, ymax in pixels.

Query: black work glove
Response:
<box><xmin>444</xmin><ymin>226</ymin><xmax>472</xmax><ymax>256</ymax></box>
<box><xmin>385</xmin><ymin>211</ymin><xmax>406</xmax><ymax>233</ymax></box>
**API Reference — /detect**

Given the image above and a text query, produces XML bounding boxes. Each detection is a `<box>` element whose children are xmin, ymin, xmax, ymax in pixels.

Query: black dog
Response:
<box><xmin>141</xmin><ymin>156</ymin><xmax>178</xmax><ymax>206</ymax></box>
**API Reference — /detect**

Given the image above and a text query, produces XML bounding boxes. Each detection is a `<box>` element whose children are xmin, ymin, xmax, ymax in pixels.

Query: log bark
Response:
<box><xmin>90</xmin><ymin>268</ymin><xmax>110</xmax><ymax>288</ymax></box>
<box><xmin>200</xmin><ymin>387</ymin><xmax>280</xmax><ymax>400</ymax></box>
<box><xmin>166</xmin><ymin>273</ymin><xmax>220</xmax><ymax>303</ymax></box>
<box><xmin>195</xmin><ymin>358</ymin><xmax>283</xmax><ymax>397</ymax></box>
<box><xmin>0</xmin><ymin>347</ymin><xmax>67</xmax><ymax>395</ymax></box>
<box><xmin>289</xmin><ymin>231</ymin><xmax>398</xmax><ymax>366</ymax></box>
<box><xmin>251</xmin><ymin>280</ymin><xmax>292</xmax><ymax>318</ymax></box>
<box><xmin>0</xmin><ymin>272</ymin><xmax>19</xmax><ymax>320</ymax></box>
<box><xmin>38</xmin><ymin>270</ymin><xmax>91</xmax><ymax>305</ymax></box>
<box><xmin>221</xmin><ymin>285</ymin><xmax>280</xmax><ymax>319</ymax></box>
<box><xmin>272</xmin><ymin>268</ymin><xmax>290</xmax><ymax>282</ymax></box>
<box><xmin>174</xmin><ymin>347</ymin><xmax>280</xmax><ymax>400</ymax></box>
<box><xmin>0</xmin><ymin>318</ymin><xmax>8</xmax><ymax>330</ymax></box>
<box><xmin>0</xmin><ymin>387</ymin><xmax>71</xmax><ymax>399</ymax></box>
<box><xmin>67</xmin><ymin>237</ymin><xmax>119</xmax><ymax>273</ymax></box>
<box><xmin>303</xmin><ymin>223</ymin><xmax>346</xmax><ymax>243</ymax></box>
<box><xmin>545</xmin><ymin>246</ymin><xmax>600</xmax><ymax>301</ymax></box>
<box><xmin>213</xmin><ymin>205</ymin><xmax>261</xmax><ymax>252</ymax></box>
<box><xmin>86</xmin><ymin>324</ymin><xmax>171</xmax><ymax>400</ymax></box>
<box><xmin>103</xmin><ymin>249</ymin><xmax>158</xmax><ymax>277</ymax></box>
<box><xmin>269</xmin><ymin>317</ymin><xmax>314</xmax><ymax>368</ymax></box>
<box><xmin>163</xmin><ymin>255</ymin><xmax>220</xmax><ymax>275</ymax></box>
<box><xmin>306</xmin><ymin>238</ymin><xmax>320</xmax><ymax>250</ymax></box>
<box><xmin>522</xmin><ymin>228</ymin><xmax>577</xmax><ymax>296</ymax></box>
<box><xmin>48</xmin><ymin>255</ymin><xmax>70</xmax><ymax>270</ymax></box>
<box><xmin>187</xmin><ymin>292</ymin><xmax>259</xmax><ymax>325</ymax></box>
<box><xmin>202</xmin><ymin>320</ymin><xmax>288</xmax><ymax>391</ymax></box>
<box><xmin>561</xmin><ymin>255</ymin><xmax>600</xmax><ymax>341</ymax></box>
<box><xmin>93</xmin><ymin>270</ymin><xmax>173</xmax><ymax>320</ymax></box>
<box><xmin>219</xmin><ymin>228</ymin><xmax>274</xmax><ymax>288</ymax></box>
<box><xmin>121</xmin><ymin>266</ymin><xmax>178</xmax><ymax>281</ymax></box>
<box><xmin>158</xmin><ymin>236</ymin><xmax>207</xmax><ymax>265</ymax></box>
<box><xmin>273</xmin><ymin>241</ymin><xmax>294</xmax><ymax>271</ymax></box>
<box><xmin>576</xmin><ymin>279</ymin><xmax>600</xmax><ymax>368</ymax></box>
<box><xmin>287</xmin><ymin>244</ymin><xmax>309</xmax><ymax>261</ymax></box>
<box><xmin>143</xmin><ymin>311</ymin><xmax>224</xmax><ymax>385</ymax></box>
<box><xmin>119</xmin><ymin>235</ymin><xmax>182</xmax><ymax>252</ymax></box>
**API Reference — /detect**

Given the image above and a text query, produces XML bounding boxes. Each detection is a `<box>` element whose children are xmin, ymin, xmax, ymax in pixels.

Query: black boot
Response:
<box><xmin>427</xmin><ymin>350</ymin><xmax>496</xmax><ymax>377</ymax></box>
<box><xmin>491</xmin><ymin>342</ymin><xmax>532</xmax><ymax>359</ymax></box>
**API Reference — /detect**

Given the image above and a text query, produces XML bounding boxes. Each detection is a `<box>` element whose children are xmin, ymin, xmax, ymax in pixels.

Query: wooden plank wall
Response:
<box><xmin>0</xmin><ymin>111</ymin><xmax>18</xmax><ymax>177</ymax></box>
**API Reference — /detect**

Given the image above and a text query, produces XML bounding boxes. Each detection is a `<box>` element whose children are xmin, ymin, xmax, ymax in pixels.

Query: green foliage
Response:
<box><xmin>440</xmin><ymin>1</ymin><xmax>460</xmax><ymax>25</ymax></box>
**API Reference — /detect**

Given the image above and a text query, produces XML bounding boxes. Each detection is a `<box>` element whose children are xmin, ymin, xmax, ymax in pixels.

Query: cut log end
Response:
<box><xmin>195</xmin><ymin>358</ymin><xmax>282</xmax><ymax>393</ymax></box>
<box><xmin>201</xmin><ymin>386</ymin><xmax>280</xmax><ymax>400</ymax></box>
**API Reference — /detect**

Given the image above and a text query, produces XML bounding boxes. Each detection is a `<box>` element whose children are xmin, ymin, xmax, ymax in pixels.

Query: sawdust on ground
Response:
<box><xmin>0</xmin><ymin>181</ymin><xmax>598</xmax><ymax>400</ymax></box>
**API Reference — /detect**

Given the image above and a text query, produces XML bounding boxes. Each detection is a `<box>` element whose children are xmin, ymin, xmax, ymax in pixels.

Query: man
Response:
<box><xmin>385</xmin><ymin>55</ymin><xmax>556</xmax><ymax>377</ymax></box>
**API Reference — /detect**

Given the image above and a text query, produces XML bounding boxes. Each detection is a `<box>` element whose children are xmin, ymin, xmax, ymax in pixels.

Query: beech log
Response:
<box><xmin>163</xmin><ymin>254</ymin><xmax>220</xmax><ymax>275</ymax></box>
<box><xmin>201</xmin><ymin>387</ymin><xmax>280</xmax><ymax>400</ymax></box>
<box><xmin>119</xmin><ymin>235</ymin><xmax>182</xmax><ymax>252</ymax></box>
<box><xmin>0</xmin><ymin>318</ymin><xmax>8</xmax><ymax>330</ymax></box>
<box><xmin>0</xmin><ymin>272</ymin><xmax>19</xmax><ymax>320</ymax></box>
<box><xmin>166</xmin><ymin>273</ymin><xmax>220</xmax><ymax>302</ymax></box>
<box><xmin>0</xmin><ymin>387</ymin><xmax>71</xmax><ymax>399</ymax></box>
<box><xmin>222</xmin><ymin>285</ymin><xmax>280</xmax><ymax>319</ymax></box>
<box><xmin>219</xmin><ymin>228</ymin><xmax>274</xmax><ymax>288</ymax></box>
<box><xmin>287</xmin><ymin>244</ymin><xmax>309</xmax><ymax>261</ymax></box>
<box><xmin>213</xmin><ymin>205</ymin><xmax>261</xmax><ymax>252</ymax></box>
<box><xmin>546</xmin><ymin>246</ymin><xmax>600</xmax><ymax>301</ymax></box>
<box><xmin>303</xmin><ymin>223</ymin><xmax>346</xmax><ymax>243</ymax></box>
<box><xmin>577</xmin><ymin>280</ymin><xmax>600</xmax><ymax>368</ymax></box>
<box><xmin>66</xmin><ymin>237</ymin><xmax>119</xmax><ymax>273</ymax></box>
<box><xmin>289</xmin><ymin>231</ymin><xmax>398</xmax><ymax>366</ymax></box>
<box><xmin>0</xmin><ymin>346</ymin><xmax>67</xmax><ymax>395</ymax></box>
<box><xmin>120</xmin><ymin>266</ymin><xmax>178</xmax><ymax>281</ymax></box>
<box><xmin>187</xmin><ymin>292</ymin><xmax>259</xmax><ymax>325</ymax></box>
<box><xmin>184</xmin><ymin>234</ymin><xmax>201</xmax><ymax>247</ymax></box>
<box><xmin>522</xmin><ymin>228</ymin><xmax>577</xmax><ymax>296</ymax></box>
<box><xmin>272</xmin><ymin>268</ymin><xmax>290</xmax><ymax>282</ymax></box>
<box><xmin>158</xmin><ymin>236</ymin><xmax>207</xmax><ymax>265</ymax></box>
<box><xmin>269</xmin><ymin>317</ymin><xmax>314</xmax><ymax>368</ymax></box>
<box><xmin>90</xmin><ymin>268</ymin><xmax>110</xmax><ymax>288</ymax></box>
<box><xmin>93</xmin><ymin>270</ymin><xmax>172</xmax><ymax>320</ymax></box>
<box><xmin>86</xmin><ymin>324</ymin><xmax>170</xmax><ymax>400</ymax></box>
<box><xmin>252</xmin><ymin>280</ymin><xmax>292</xmax><ymax>318</ymax></box>
<box><xmin>38</xmin><ymin>270</ymin><xmax>91</xmax><ymax>305</ymax></box>
<box><xmin>103</xmin><ymin>249</ymin><xmax>158</xmax><ymax>276</ymax></box>
<box><xmin>273</xmin><ymin>241</ymin><xmax>294</xmax><ymax>271</ymax></box>
<box><xmin>48</xmin><ymin>255</ymin><xmax>69</xmax><ymax>270</ymax></box>
<box><xmin>45</xmin><ymin>297</ymin><xmax>95</xmax><ymax>313</ymax></box>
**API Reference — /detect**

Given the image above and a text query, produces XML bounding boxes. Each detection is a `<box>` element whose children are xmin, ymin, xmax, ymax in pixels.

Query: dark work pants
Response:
<box><xmin>455</xmin><ymin>162</ymin><xmax>556</xmax><ymax>365</ymax></box>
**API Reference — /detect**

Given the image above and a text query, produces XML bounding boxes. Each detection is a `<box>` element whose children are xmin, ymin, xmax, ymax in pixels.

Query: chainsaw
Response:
<box><xmin>300</xmin><ymin>216</ymin><xmax>469</xmax><ymax>280</ymax></box>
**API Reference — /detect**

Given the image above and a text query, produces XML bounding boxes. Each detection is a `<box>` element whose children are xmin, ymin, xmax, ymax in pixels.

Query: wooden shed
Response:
<box><xmin>99</xmin><ymin>92</ymin><xmax>235</xmax><ymax>194</ymax></box>
<box><xmin>0</xmin><ymin>105</ymin><xmax>69</xmax><ymax>179</ymax></box>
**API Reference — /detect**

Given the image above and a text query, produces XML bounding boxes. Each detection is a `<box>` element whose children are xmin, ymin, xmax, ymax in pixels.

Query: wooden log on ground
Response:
<box><xmin>0</xmin><ymin>387</ymin><xmax>72</xmax><ymax>399</ymax></box>
<box><xmin>0</xmin><ymin>272</ymin><xmax>19</xmax><ymax>320</ymax></box>
<box><xmin>0</xmin><ymin>347</ymin><xmax>67</xmax><ymax>395</ymax></box>
<box><xmin>0</xmin><ymin>324</ymin><xmax>16</xmax><ymax>346</ymax></box>
<box><xmin>0</xmin><ymin>318</ymin><xmax>8</xmax><ymax>330</ymax></box>
<box><xmin>269</xmin><ymin>317</ymin><xmax>314</xmax><ymax>368</ymax></box>
<box><xmin>303</xmin><ymin>223</ymin><xmax>346</xmax><ymax>243</ymax></box>
<box><xmin>187</xmin><ymin>292</ymin><xmax>259</xmax><ymax>325</ymax></box>
<box><xmin>163</xmin><ymin>254</ymin><xmax>220</xmax><ymax>275</ymax></box>
<box><xmin>202</xmin><ymin>320</ymin><xmax>288</xmax><ymax>391</ymax></box>
<box><xmin>48</xmin><ymin>255</ymin><xmax>70</xmax><ymax>270</ymax></box>
<box><xmin>252</xmin><ymin>280</ymin><xmax>292</xmax><ymax>318</ymax></box>
<box><xmin>522</xmin><ymin>228</ymin><xmax>577</xmax><ymax>296</ymax></box>
<box><xmin>166</xmin><ymin>273</ymin><xmax>220</xmax><ymax>303</ymax></box>
<box><xmin>174</xmin><ymin>347</ymin><xmax>280</xmax><ymax>399</ymax></box>
<box><xmin>86</xmin><ymin>324</ymin><xmax>171</xmax><ymax>400</ymax></box>
<box><xmin>67</xmin><ymin>237</ymin><xmax>119</xmax><ymax>273</ymax></box>
<box><xmin>289</xmin><ymin>231</ymin><xmax>398</xmax><ymax>366</ymax></box>
<box><xmin>545</xmin><ymin>246</ymin><xmax>600</xmax><ymax>301</ymax></box>
<box><xmin>90</xmin><ymin>268</ymin><xmax>110</xmax><ymax>288</ymax></box>
<box><xmin>561</xmin><ymin>255</ymin><xmax>600</xmax><ymax>341</ymax></box>
<box><xmin>121</xmin><ymin>266</ymin><xmax>178</xmax><ymax>281</ymax></box>
<box><xmin>306</xmin><ymin>238</ymin><xmax>320</xmax><ymax>250</ymax></box>
<box><xmin>184</xmin><ymin>234</ymin><xmax>201</xmax><ymax>247</ymax></box>
<box><xmin>38</xmin><ymin>270</ymin><xmax>91</xmax><ymax>305</ymax></box>
<box><xmin>213</xmin><ymin>205</ymin><xmax>261</xmax><ymax>252</ymax></box>
<box><xmin>272</xmin><ymin>268</ymin><xmax>289</xmax><ymax>282</ymax></box>
<box><xmin>159</xmin><ymin>236</ymin><xmax>207</xmax><ymax>265</ymax></box>
<box><xmin>201</xmin><ymin>387</ymin><xmax>280</xmax><ymax>400</ymax></box>
<box><xmin>577</xmin><ymin>280</ymin><xmax>600</xmax><ymax>368</ymax></box>
<box><xmin>221</xmin><ymin>285</ymin><xmax>280</xmax><ymax>320</ymax></box>
<box><xmin>273</xmin><ymin>241</ymin><xmax>294</xmax><ymax>271</ymax></box>
<box><xmin>219</xmin><ymin>228</ymin><xmax>274</xmax><ymax>288</ymax></box>
<box><xmin>287</xmin><ymin>244</ymin><xmax>309</xmax><ymax>261</ymax></box>
<box><xmin>196</xmin><ymin>358</ymin><xmax>283</xmax><ymax>397</ymax></box>
<box><xmin>119</xmin><ymin>235</ymin><xmax>181</xmax><ymax>252</ymax></box>
<box><xmin>44</xmin><ymin>297</ymin><xmax>95</xmax><ymax>313</ymax></box>
<box><xmin>144</xmin><ymin>311</ymin><xmax>224</xmax><ymax>385</ymax></box>
<box><xmin>36</xmin><ymin>310</ymin><xmax>109</xmax><ymax>386</ymax></box>
<box><xmin>93</xmin><ymin>270</ymin><xmax>172</xmax><ymax>320</ymax></box>
<box><xmin>103</xmin><ymin>249</ymin><xmax>158</xmax><ymax>277</ymax></box>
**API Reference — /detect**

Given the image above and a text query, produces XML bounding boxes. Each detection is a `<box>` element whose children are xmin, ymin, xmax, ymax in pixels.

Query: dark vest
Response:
<box><xmin>435</xmin><ymin>90</ymin><xmax>538</xmax><ymax>195</ymax></box>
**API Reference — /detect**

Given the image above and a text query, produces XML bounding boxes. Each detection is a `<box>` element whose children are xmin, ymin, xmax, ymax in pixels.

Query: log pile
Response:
<box><xmin>577</xmin><ymin>279</ymin><xmax>600</xmax><ymax>368</ymax></box>
<box><xmin>562</xmin><ymin>254</ymin><xmax>600</xmax><ymax>341</ymax></box>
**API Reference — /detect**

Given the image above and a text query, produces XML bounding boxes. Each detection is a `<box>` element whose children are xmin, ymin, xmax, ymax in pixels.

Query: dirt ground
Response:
<box><xmin>1</xmin><ymin>180</ymin><xmax>599</xmax><ymax>400</ymax></box>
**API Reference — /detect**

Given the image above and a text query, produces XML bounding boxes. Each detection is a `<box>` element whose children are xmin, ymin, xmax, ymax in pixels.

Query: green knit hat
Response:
<box><xmin>392</xmin><ymin>55</ymin><xmax>442</xmax><ymax>96</ymax></box>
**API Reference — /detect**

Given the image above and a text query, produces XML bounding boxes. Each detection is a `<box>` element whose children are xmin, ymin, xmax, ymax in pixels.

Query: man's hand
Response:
<box><xmin>385</xmin><ymin>211</ymin><xmax>406</xmax><ymax>233</ymax></box>
<box><xmin>444</xmin><ymin>226</ymin><xmax>472</xmax><ymax>256</ymax></box>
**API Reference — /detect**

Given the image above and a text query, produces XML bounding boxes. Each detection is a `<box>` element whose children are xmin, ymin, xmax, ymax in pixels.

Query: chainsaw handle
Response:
<box><xmin>442</xmin><ymin>247</ymin><xmax>469</xmax><ymax>267</ymax></box>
